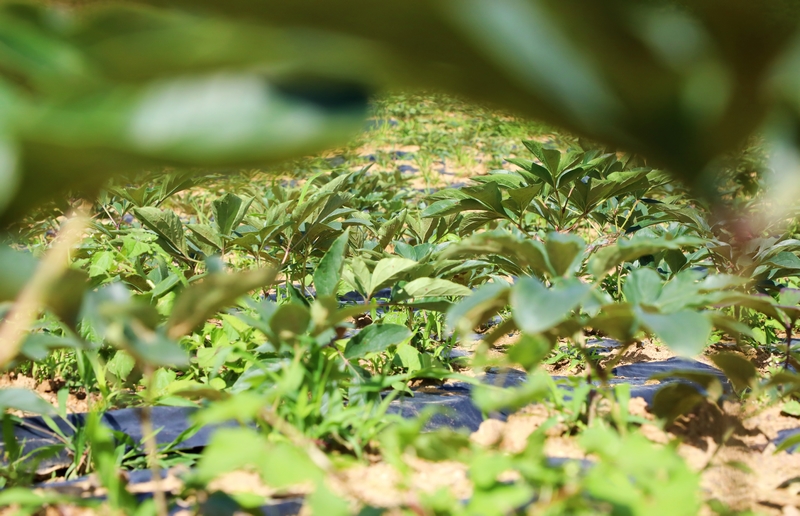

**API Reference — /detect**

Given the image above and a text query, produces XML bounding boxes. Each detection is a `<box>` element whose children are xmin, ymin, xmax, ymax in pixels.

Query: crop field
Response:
<box><xmin>2</xmin><ymin>2</ymin><xmax>800</xmax><ymax>516</ymax></box>
<box><xmin>0</xmin><ymin>91</ymin><xmax>798</xmax><ymax>516</ymax></box>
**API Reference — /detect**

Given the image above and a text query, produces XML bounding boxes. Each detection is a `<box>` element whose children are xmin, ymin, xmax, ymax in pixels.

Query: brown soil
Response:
<box><xmin>0</xmin><ymin>373</ymin><xmax>101</xmax><ymax>415</ymax></box>
<box><xmin>9</xmin><ymin>342</ymin><xmax>800</xmax><ymax>515</ymax></box>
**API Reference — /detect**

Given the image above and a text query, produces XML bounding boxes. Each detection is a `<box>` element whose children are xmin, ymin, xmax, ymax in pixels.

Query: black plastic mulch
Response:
<box><xmin>4</xmin><ymin>356</ymin><xmax>797</xmax><ymax>514</ymax></box>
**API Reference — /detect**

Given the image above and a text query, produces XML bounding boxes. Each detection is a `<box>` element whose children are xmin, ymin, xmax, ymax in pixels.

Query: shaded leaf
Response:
<box><xmin>269</xmin><ymin>303</ymin><xmax>311</xmax><ymax>341</ymax></box>
<box><xmin>650</xmin><ymin>383</ymin><xmax>706</xmax><ymax>422</ymax></box>
<box><xmin>313</xmin><ymin>228</ymin><xmax>349</xmax><ymax>298</ymax></box>
<box><xmin>710</xmin><ymin>352</ymin><xmax>757</xmax><ymax>392</ymax></box>
<box><xmin>445</xmin><ymin>281</ymin><xmax>510</xmax><ymax>337</ymax></box>
<box><xmin>213</xmin><ymin>193</ymin><xmax>252</xmax><ymax>236</ymax></box>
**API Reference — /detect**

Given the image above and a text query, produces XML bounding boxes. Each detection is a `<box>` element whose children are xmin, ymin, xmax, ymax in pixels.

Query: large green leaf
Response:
<box><xmin>623</xmin><ymin>268</ymin><xmax>664</xmax><ymax>307</ymax></box>
<box><xmin>510</xmin><ymin>276</ymin><xmax>591</xmax><ymax>334</ymax></box>
<box><xmin>134</xmin><ymin>207</ymin><xmax>187</xmax><ymax>257</ymax></box>
<box><xmin>445</xmin><ymin>281</ymin><xmax>511</xmax><ymax>337</ymax></box>
<box><xmin>461</xmin><ymin>182</ymin><xmax>509</xmax><ymax>217</ymax></box>
<box><xmin>212</xmin><ymin>193</ymin><xmax>253</xmax><ymax>236</ymax></box>
<box><xmin>709</xmin><ymin>352</ymin><xmax>757</xmax><ymax>393</ymax></box>
<box><xmin>439</xmin><ymin>231</ymin><xmax>550</xmax><ymax>277</ymax></box>
<box><xmin>269</xmin><ymin>303</ymin><xmax>311</xmax><ymax>341</ymax></box>
<box><xmin>638</xmin><ymin>309</ymin><xmax>712</xmax><ymax>356</ymax></box>
<box><xmin>368</xmin><ymin>257</ymin><xmax>417</xmax><ymax>298</ymax></box>
<box><xmin>544</xmin><ymin>232</ymin><xmax>585</xmax><ymax>277</ymax></box>
<box><xmin>590</xmin><ymin>236</ymin><xmax>706</xmax><ymax>278</ymax></box>
<box><xmin>187</xmin><ymin>223</ymin><xmax>223</xmax><ymax>250</ymax></box>
<box><xmin>313</xmin><ymin>229</ymin><xmax>349</xmax><ymax>298</ymax></box>
<box><xmin>125</xmin><ymin>328</ymin><xmax>190</xmax><ymax>368</ymax></box>
<box><xmin>0</xmin><ymin>0</ymin><xmax>798</xmax><ymax>222</ymax></box>
<box><xmin>343</xmin><ymin>324</ymin><xmax>412</xmax><ymax>359</ymax></box>
<box><xmin>401</xmin><ymin>278</ymin><xmax>472</xmax><ymax>298</ymax></box>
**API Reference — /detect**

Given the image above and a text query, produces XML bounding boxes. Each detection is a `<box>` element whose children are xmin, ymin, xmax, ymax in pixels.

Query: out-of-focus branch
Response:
<box><xmin>0</xmin><ymin>207</ymin><xmax>88</xmax><ymax>369</ymax></box>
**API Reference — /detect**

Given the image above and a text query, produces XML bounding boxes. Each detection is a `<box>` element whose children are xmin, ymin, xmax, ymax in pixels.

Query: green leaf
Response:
<box><xmin>461</xmin><ymin>182</ymin><xmax>508</xmax><ymax>217</ymax></box>
<box><xmin>107</xmin><ymin>350</ymin><xmax>136</xmax><ymax>383</ymax></box>
<box><xmin>709</xmin><ymin>352</ymin><xmax>757</xmax><ymax>392</ymax></box>
<box><xmin>187</xmin><ymin>223</ymin><xmax>223</xmax><ymax>250</ymax></box>
<box><xmin>269</xmin><ymin>303</ymin><xmax>311</xmax><ymax>341</ymax></box>
<box><xmin>506</xmin><ymin>184</ymin><xmax>543</xmax><ymax>213</ymax></box>
<box><xmin>167</xmin><ymin>268</ymin><xmax>276</xmax><ymax>338</ymax></box>
<box><xmin>213</xmin><ymin>193</ymin><xmax>253</xmax><ymax>236</ymax></box>
<box><xmin>0</xmin><ymin>246</ymin><xmax>36</xmax><ymax>302</ymax></box>
<box><xmin>260</xmin><ymin>441</ymin><xmax>324</xmax><ymax>488</ymax></box>
<box><xmin>421</xmin><ymin>199</ymin><xmax>462</xmax><ymax>218</ymax></box>
<box><xmin>556</xmin><ymin>166</ymin><xmax>586</xmax><ymax>188</ymax></box>
<box><xmin>507</xmin><ymin>157</ymin><xmax>551</xmax><ymax>185</ymax></box>
<box><xmin>540</xmin><ymin>148</ymin><xmax>562</xmax><ymax>176</ymax></box>
<box><xmin>396</xmin><ymin>342</ymin><xmax>423</xmax><ymax>373</ymax></box>
<box><xmin>781</xmin><ymin>400</ymin><xmax>800</xmax><ymax>417</ymax></box>
<box><xmin>89</xmin><ymin>250</ymin><xmax>114</xmax><ymax>278</ymax></box>
<box><xmin>779</xmin><ymin>288</ymin><xmax>800</xmax><ymax>307</ymax></box>
<box><xmin>650</xmin><ymin>383</ymin><xmax>706</xmax><ymax>422</ymax></box>
<box><xmin>368</xmin><ymin>257</ymin><xmax>417</xmax><ymax>298</ymax></box>
<box><xmin>401</xmin><ymin>278</ymin><xmax>472</xmax><ymax>298</ymax></box>
<box><xmin>638</xmin><ymin>309</ymin><xmax>712</xmax><ymax>356</ymax></box>
<box><xmin>86</xmin><ymin>412</ymin><xmax>138</xmax><ymax>509</ymax></box>
<box><xmin>307</xmin><ymin>484</ymin><xmax>350</xmax><ymax>516</ymax></box>
<box><xmin>343</xmin><ymin>257</ymin><xmax>370</xmax><ymax>297</ymax></box>
<box><xmin>439</xmin><ymin>231</ymin><xmax>550</xmax><ymax>277</ymax></box>
<box><xmin>344</xmin><ymin>324</ymin><xmax>412</xmax><ymax>359</ymax></box>
<box><xmin>775</xmin><ymin>432</ymin><xmax>800</xmax><ymax>453</ymax></box>
<box><xmin>134</xmin><ymin>207</ymin><xmax>187</xmax><ymax>257</ymax></box>
<box><xmin>588</xmin><ymin>303</ymin><xmax>640</xmax><ymax>343</ymax></box>
<box><xmin>445</xmin><ymin>282</ymin><xmax>510</xmax><ymax>337</ymax></box>
<box><xmin>590</xmin><ymin>236</ymin><xmax>706</xmax><ymax>278</ymax></box>
<box><xmin>623</xmin><ymin>268</ymin><xmax>663</xmax><ymax>307</ymax></box>
<box><xmin>150</xmin><ymin>272</ymin><xmax>183</xmax><ymax>299</ymax></box>
<box><xmin>194</xmin><ymin>427</ymin><xmax>267</xmax><ymax>483</ymax></box>
<box><xmin>0</xmin><ymin>388</ymin><xmax>55</xmax><ymax>415</ymax></box>
<box><xmin>313</xmin><ymin>228</ymin><xmax>349</xmax><ymax>298</ymax></box>
<box><xmin>508</xmin><ymin>333</ymin><xmax>552</xmax><ymax>370</ymax></box>
<box><xmin>544</xmin><ymin>232</ymin><xmax>585</xmax><ymax>276</ymax></box>
<box><xmin>764</xmin><ymin>251</ymin><xmax>800</xmax><ymax>271</ymax></box>
<box><xmin>511</xmin><ymin>276</ymin><xmax>590</xmax><ymax>334</ymax></box>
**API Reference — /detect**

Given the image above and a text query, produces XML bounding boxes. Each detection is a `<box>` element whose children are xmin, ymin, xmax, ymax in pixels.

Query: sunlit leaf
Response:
<box><xmin>401</xmin><ymin>277</ymin><xmax>472</xmax><ymax>298</ymax></box>
<box><xmin>167</xmin><ymin>268</ymin><xmax>276</xmax><ymax>338</ymax></box>
<box><xmin>368</xmin><ymin>257</ymin><xmax>417</xmax><ymax>298</ymax></box>
<box><xmin>343</xmin><ymin>324</ymin><xmax>412</xmax><ymax>359</ymax></box>
<box><xmin>134</xmin><ymin>207</ymin><xmax>187</xmax><ymax>257</ymax></box>
<box><xmin>638</xmin><ymin>309</ymin><xmax>712</xmax><ymax>356</ymax></box>
<box><xmin>511</xmin><ymin>276</ymin><xmax>590</xmax><ymax>334</ymax></box>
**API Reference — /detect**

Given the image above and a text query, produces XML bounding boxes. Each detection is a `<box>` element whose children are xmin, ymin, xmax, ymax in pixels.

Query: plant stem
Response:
<box><xmin>141</xmin><ymin>366</ymin><xmax>168</xmax><ymax>516</ymax></box>
<box><xmin>784</xmin><ymin>322</ymin><xmax>794</xmax><ymax>370</ymax></box>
